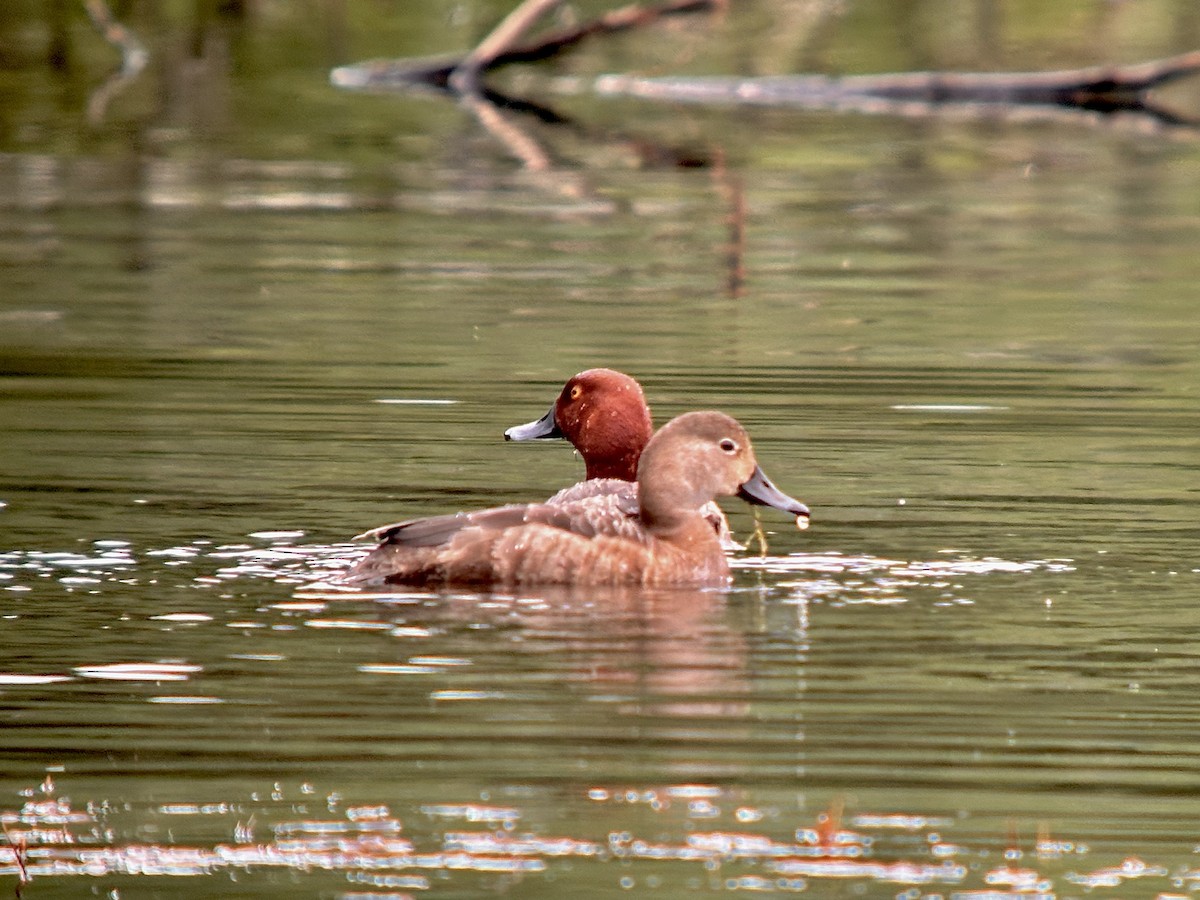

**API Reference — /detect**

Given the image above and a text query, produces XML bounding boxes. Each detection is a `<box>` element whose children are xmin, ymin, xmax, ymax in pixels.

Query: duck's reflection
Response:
<box><xmin>428</xmin><ymin>584</ymin><xmax>753</xmax><ymax>722</ymax></box>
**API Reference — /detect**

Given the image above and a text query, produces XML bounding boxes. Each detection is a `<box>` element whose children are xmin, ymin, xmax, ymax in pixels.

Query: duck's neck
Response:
<box><xmin>585</xmin><ymin>448</ymin><xmax>640</xmax><ymax>481</ymax></box>
<box><xmin>581</xmin><ymin>403</ymin><xmax>652</xmax><ymax>482</ymax></box>
<box><xmin>637</xmin><ymin>479</ymin><xmax>711</xmax><ymax>537</ymax></box>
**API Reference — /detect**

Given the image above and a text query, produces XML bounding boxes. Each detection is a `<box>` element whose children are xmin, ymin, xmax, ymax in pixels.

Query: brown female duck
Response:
<box><xmin>346</xmin><ymin>411</ymin><xmax>809</xmax><ymax>588</ymax></box>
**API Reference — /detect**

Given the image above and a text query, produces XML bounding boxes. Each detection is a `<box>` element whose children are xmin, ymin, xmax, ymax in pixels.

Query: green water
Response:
<box><xmin>2</xmin><ymin>2</ymin><xmax>1200</xmax><ymax>896</ymax></box>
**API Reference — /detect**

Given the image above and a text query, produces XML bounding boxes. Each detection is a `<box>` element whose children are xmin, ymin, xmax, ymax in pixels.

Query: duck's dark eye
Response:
<box><xmin>719</xmin><ymin>438</ymin><xmax>738</xmax><ymax>453</ymax></box>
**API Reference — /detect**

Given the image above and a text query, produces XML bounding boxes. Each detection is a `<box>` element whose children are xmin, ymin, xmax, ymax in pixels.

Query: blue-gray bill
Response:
<box><xmin>737</xmin><ymin>465</ymin><xmax>810</xmax><ymax>526</ymax></box>
<box><xmin>504</xmin><ymin>406</ymin><xmax>562</xmax><ymax>441</ymax></box>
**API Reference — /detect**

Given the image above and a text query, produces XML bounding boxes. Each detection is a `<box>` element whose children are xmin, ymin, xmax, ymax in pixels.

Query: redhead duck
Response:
<box><xmin>346</xmin><ymin>411</ymin><xmax>809</xmax><ymax>588</ymax></box>
<box><xmin>505</xmin><ymin>368</ymin><xmax>737</xmax><ymax>546</ymax></box>
<box><xmin>504</xmin><ymin>368</ymin><xmax>650</xmax><ymax>505</ymax></box>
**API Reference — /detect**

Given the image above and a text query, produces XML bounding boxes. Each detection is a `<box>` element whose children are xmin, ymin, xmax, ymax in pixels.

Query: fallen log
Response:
<box><xmin>329</xmin><ymin>0</ymin><xmax>1200</xmax><ymax>128</ymax></box>
<box><xmin>588</xmin><ymin>52</ymin><xmax>1200</xmax><ymax>116</ymax></box>
<box><xmin>335</xmin><ymin>48</ymin><xmax>1200</xmax><ymax>122</ymax></box>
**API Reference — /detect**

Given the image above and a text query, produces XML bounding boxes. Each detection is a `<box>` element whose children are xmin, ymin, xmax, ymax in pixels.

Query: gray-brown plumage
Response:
<box><xmin>346</xmin><ymin>411</ymin><xmax>809</xmax><ymax>588</ymax></box>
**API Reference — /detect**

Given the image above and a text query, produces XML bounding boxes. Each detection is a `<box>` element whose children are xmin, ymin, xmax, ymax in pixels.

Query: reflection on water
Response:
<box><xmin>0</xmin><ymin>773</ymin><xmax>1191</xmax><ymax>894</ymax></box>
<box><xmin>3</xmin><ymin>3</ymin><xmax>1200</xmax><ymax>896</ymax></box>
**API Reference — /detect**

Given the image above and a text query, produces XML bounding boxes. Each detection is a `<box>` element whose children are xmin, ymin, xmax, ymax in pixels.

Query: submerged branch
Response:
<box><xmin>83</xmin><ymin>0</ymin><xmax>149</xmax><ymax>124</ymax></box>
<box><xmin>459</xmin><ymin>91</ymin><xmax>554</xmax><ymax>172</ymax></box>
<box><xmin>84</xmin><ymin>0</ymin><xmax>149</xmax><ymax>78</ymax></box>
<box><xmin>711</xmin><ymin>148</ymin><xmax>745</xmax><ymax>299</ymax></box>
<box><xmin>2</xmin><ymin>817</ymin><xmax>30</xmax><ymax>895</ymax></box>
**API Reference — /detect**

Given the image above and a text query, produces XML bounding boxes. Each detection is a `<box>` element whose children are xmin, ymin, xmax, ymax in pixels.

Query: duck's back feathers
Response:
<box><xmin>546</xmin><ymin>479</ymin><xmax>741</xmax><ymax>550</ymax></box>
<box><xmin>357</xmin><ymin>492</ymin><xmax>641</xmax><ymax>549</ymax></box>
<box><xmin>545</xmin><ymin>477</ymin><xmax>638</xmax><ymax>506</ymax></box>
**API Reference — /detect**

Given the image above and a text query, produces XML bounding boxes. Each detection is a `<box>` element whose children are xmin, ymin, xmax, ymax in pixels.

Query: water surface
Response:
<box><xmin>2</xmin><ymin>2</ymin><xmax>1200</xmax><ymax>896</ymax></box>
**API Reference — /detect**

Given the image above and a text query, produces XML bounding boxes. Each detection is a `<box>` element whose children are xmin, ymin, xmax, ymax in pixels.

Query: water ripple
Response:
<box><xmin>0</xmin><ymin>780</ymin><xmax>1178</xmax><ymax>895</ymax></box>
<box><xmin>0</xmin><ymin>538</ymin><xmax>1075</xmax><ymax>606</ymax></box>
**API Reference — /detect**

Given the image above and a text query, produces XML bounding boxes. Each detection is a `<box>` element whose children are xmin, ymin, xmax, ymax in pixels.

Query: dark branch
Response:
<box><xmin>331</xmin><ymin>0</ymin><xmax>718</xmax><ymax>93</ymax></box>
<box><xmin>330</xmin><ymin>0</ymin><xmax>1200</xmax><ymax>131</ymax></box>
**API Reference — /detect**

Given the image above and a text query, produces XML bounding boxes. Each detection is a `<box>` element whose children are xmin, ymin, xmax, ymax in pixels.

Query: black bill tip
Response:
<box><xmin>737</xmin><ymin>464</ymin><xmax>810</xmax><ymax>520</ymax></box>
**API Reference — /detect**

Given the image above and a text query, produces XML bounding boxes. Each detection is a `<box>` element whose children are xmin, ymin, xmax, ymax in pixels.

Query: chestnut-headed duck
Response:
<box><xmin>505</xmin><ymin>368</ymin><xmax>650</xmax><ymax>481</ymax></box>
<box><xmin>504</xmin><ymin>368</ymin><xmax>737</xmax><ymax>547</ymax></box>
<box><xmin>346</xmin><ymin>411</ymin><xmax>809</xmax><ymax>588</ymax></box>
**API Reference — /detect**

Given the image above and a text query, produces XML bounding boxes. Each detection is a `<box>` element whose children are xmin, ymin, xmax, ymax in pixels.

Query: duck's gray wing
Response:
<box><xmin>354</xmin><ymin>494</ymin><xmax>641</xmax><ymax>550</ymax></box>
<box><xmin>355</xmin><ymin>507</ymin><xmax>528</xmax><ymax>547</ymax></box>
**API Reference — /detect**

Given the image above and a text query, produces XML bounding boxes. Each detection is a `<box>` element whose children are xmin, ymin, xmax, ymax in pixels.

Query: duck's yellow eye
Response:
<box><xmin>719</xmin><ymin>438</ymin><xmax>738</xmax><ymax>453</ymax></box>
<box><xmin>569</xmin><ymin>385</ymin><xmax>583</xmax><ymax>401</ymax></box>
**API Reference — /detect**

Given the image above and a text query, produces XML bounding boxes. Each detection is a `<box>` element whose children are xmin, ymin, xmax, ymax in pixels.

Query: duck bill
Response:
<box><xmin>504</xmin><ymin>405</ymin><xmax>563</xmax><ymax>441</ymax></box>
<box><xmin>737</xmin><ymin>465</ymin><xmax>811</xmax><ymax>520</ymax></box>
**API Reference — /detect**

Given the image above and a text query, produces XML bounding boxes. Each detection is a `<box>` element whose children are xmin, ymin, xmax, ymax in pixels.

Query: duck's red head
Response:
<box><xmin>505</xmin><ymin>368</ymin><xmax>654</xmax><ymax>481</ymax></box>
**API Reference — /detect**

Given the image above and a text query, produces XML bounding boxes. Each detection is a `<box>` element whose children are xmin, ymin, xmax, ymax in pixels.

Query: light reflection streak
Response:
<box><xmin>0</xmin><ymin>782</ymin><xmax>1170</xmax><ymax>895</ymax></box>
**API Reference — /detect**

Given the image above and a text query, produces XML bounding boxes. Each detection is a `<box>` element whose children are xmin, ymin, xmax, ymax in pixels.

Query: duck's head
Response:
<box><xmin>504</xmin><ymin>368</ymin><xmax>654</xmax><ymax>481</ymax></box>
<box><xmin>637</xmin><ymin>411</ymin><xmax>810</xmax><ymax>532</ymax></box>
